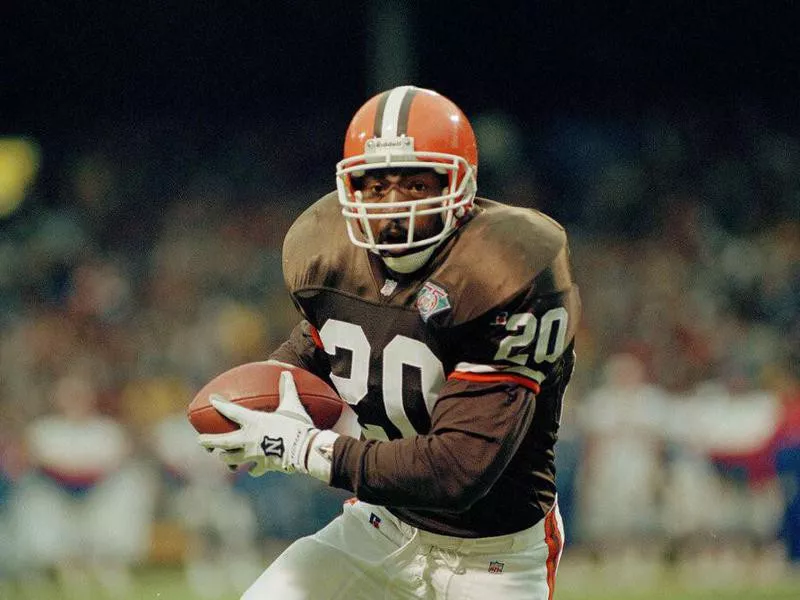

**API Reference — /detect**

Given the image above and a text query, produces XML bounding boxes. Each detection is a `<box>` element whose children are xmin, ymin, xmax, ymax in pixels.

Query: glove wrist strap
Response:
<box><xmin>305</xmin><ymin>429</ymin><xmax>339</xmax><ymax>483</ymax></box>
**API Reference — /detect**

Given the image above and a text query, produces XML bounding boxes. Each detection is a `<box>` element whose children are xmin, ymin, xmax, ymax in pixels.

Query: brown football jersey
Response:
<box><xmin>270</xmin><ymin>191</ymin><xmax>581</xmax><ymax>537</ymax></box>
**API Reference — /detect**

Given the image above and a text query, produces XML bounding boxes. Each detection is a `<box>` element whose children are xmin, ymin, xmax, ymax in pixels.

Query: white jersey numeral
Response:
<box><xmin>535</xmin><ymin>307</ymin><xmax>568</xmax><ymax>362</ymax></box>
<box><xmin>318</xmin><ymin>320</ymin><xmax>370</xmax><ymax>404</ymax></box>
<box><xmin>318</xmin><ymin>319</ymin><xmax>445</xmax><ymax>440</ymax></box>
<box><xmin>494</xmin><ymin>307</ymin><xmax>568</xmax><ymax>365</ymax></box>
<box><xmin>383</xmin><ymin>335</ymin><xmax>445</xmax><ymax>438</ymax></box>
<box><xmin>493</xmin><ymin>312</ymin><xmax>536</xmax><ymax>364</ymax></box>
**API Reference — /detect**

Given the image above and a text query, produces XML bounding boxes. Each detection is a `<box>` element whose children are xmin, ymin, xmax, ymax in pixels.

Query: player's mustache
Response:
<box><xmin>377</xmin><ymin>221</ymin><xmax>409</xmax><ymax>244</ymax></box>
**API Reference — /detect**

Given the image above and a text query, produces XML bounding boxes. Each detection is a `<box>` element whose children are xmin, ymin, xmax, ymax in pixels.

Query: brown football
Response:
<box><xmin>187</xmin><ymin>362</ymin><xmax>344</xmax><ymax>434</ymax></box>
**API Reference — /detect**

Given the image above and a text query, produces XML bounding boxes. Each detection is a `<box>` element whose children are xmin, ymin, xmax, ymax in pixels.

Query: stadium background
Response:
<box><xmin>1</xmin><ymin>2</ymin><xmax>798</xmax><ymax>598</ymax></box>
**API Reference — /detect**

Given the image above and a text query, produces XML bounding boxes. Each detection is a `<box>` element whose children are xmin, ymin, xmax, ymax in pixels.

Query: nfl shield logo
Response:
<box><xmin>488</xmin><ymin>560</ymin><xmax>504</xmax><ymax>574</ymax></box>
<box><xmin>416</xmin><ymin>281</ymin><xmax>451</xmax><ymax>322</ymax></box>
<box><xmin>380</xmin><ymin>279</ymin><xmax>398</xmax><ymax>296</ymax></box>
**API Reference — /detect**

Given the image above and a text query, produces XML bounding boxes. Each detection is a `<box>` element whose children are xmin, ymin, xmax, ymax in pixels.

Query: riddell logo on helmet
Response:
<box><xmin>365</xmin><ymin>137</ymin><xmax>415</xmax><ymax>154</ymax></box>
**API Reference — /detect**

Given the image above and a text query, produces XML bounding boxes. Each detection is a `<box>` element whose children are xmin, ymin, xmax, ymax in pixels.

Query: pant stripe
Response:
<box><xmin>544</xmin><ymin>507</ymin><xmax>563</xmax><ymax>600</ymax></box>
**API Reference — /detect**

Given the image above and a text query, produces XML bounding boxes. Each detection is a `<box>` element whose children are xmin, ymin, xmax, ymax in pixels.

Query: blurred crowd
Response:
<box><xmin>0</xmin><ymin>105</ymin><xmax>797</xmax><ymax>596</ymax></box>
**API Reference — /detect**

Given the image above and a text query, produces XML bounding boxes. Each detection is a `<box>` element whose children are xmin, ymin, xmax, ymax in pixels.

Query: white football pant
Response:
<box><xmin>243</xmin><ymin>498</ymin><xmax>564</xmax><ymax>600</ymax></box>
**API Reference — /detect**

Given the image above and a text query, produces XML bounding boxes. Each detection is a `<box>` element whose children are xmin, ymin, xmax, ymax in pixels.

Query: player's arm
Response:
<box><xmin>331</xmin><ymin>377</ymin><xmax>538</xmax><ymax>511</ymax></box>
<box><xmin>329</xmin><ymin>280</ymin><xmax>580</xmax><ymax>511</ymax></box>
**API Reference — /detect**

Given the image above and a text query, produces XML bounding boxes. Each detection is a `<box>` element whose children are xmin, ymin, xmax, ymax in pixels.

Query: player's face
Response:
<box><xmin>359</xmin><ymin>169</ymin><xmax>446</xmax><ymax>255</ymax></box>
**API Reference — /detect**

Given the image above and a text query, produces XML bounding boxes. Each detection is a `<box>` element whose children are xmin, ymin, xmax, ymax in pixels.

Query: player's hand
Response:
<box><xmin>198</xmin><ymin>371</ymin><xmax>320</xmax><ymax>478</ymax></box>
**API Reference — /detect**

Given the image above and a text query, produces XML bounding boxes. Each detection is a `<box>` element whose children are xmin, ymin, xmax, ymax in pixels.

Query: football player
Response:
<box><xmin>199</xmin><ymin>85</ymin><xmax>581</xmax><ymax>600</ymax></box>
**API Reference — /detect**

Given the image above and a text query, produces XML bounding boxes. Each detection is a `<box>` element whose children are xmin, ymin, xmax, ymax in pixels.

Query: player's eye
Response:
<box><xmin>407</xmin><ymin>181</ymin><xmax>428</xmax><ymax>195</ymax></box>
<box><xmin>365</xmin><ymin>183</ymin><xmax>385</xmax><ymax>197</ymax></box>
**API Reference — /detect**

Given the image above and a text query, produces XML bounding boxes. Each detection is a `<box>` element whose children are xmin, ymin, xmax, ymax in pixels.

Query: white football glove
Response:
<box><xmin>197</xmin><ymin>370</ymin><xmax>339</xmax><ymax>482</ymax></box>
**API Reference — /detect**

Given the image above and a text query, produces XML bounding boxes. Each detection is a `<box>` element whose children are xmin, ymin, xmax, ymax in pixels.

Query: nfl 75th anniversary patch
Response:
<box><xmin>416</xmin><ymin>281</ymin><xmax>451</xmax><ymax>322</ymax></box>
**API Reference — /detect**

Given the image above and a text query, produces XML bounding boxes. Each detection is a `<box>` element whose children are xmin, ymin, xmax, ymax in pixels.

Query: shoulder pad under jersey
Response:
<box><xmin>282</xmin><ymin>192</ymin><xmax>377</xmax><ymax>300</ymax></box>
<box><xmin>431</xmin><ymin>199</ymin><xmax>574</xmax><ymax>326</ymax></box>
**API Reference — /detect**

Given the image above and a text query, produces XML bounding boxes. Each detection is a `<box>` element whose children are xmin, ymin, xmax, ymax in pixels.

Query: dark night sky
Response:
<box><xmin>3</xmin><ymin>1</ymin><xmax>799</xmax><ymax>137</ymax></box>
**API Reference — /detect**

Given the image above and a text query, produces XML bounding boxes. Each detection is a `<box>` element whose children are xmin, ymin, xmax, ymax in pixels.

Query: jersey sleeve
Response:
<box><xmin>331</xmin><ymin>378</ymin><xmax>537</xmax><ymax>512</ymax></box>
<box><xmin>447</xmin><ymin>265</ymin><xmax>580</xmax><ymax>394</ymax></box>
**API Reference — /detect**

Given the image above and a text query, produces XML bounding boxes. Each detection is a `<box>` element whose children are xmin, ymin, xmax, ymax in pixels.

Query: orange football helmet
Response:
<box><xmin>335</xmin><ymin>86</ymin><xmax>478</xmax><ymax>256</ymax></box>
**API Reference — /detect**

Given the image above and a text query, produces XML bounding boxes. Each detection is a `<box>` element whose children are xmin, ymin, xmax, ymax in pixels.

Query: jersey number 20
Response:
<box><xmin>318</xmin><ymin>319</ymin><xmax>445</xmax><ymax>440</ymax></box>
<box><xmin>318</xmin><ymin>308</ymin><xmax>567</xmax><ymax>440</ymax></box>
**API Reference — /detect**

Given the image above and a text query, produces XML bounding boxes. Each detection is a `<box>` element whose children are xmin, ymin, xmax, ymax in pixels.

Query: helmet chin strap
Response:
<box><xmin>380</xmin><ymin>243</ymin><xmax>440</xmax><ymax>274</ymax></box>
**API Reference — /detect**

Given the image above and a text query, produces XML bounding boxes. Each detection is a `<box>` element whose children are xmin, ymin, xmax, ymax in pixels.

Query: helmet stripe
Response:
<box><xmin>377</xmin><ymin>85</ymin><xmax>417</xmax><ymax>138</ymax></box>
<box><xmin>372</xmin><ymin>90</ymin><xmax>390</xmax><ymax>138</ymax></box>
<box><xmin>395</xmin><ymin>87</ymin><xmax>418</xmax><ymax>136</ymax></box>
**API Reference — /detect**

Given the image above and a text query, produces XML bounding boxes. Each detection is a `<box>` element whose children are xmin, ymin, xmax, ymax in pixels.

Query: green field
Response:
<box><xmin>2</xmin><ymin>554</ymin><xmax>798</xmax><ymax>600</ymax></box>
<box><xmin>2</xmin><ymin>574</ymin><xmax>798</xmax><ymax>600</ymax></box>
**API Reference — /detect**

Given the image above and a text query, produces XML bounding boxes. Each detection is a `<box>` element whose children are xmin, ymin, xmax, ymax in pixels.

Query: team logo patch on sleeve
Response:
<box><xmin>416</xmin><ymin>281</ymin><xmax>451</xmax><ymax>322</ymax></box>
